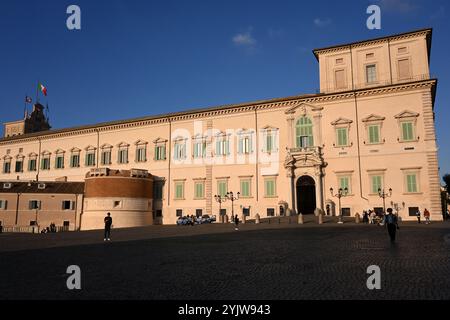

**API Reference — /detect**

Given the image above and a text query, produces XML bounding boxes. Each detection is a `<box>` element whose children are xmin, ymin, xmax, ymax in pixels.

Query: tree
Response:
<box><xmin>443</xmin><ymin>174</ymin><xmax>450</xmax><ymax>193</ymax></box>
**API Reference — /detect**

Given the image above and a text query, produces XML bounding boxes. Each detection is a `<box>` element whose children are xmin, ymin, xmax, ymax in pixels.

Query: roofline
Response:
<box><xmin>0</xmin><ymin>79</ymin><xmax>437</xmax><ymax>144</ymax></box>
<box><xmin>0</xmin><ymin>93</ymin><xmax>321</xmax><ymax>143</ymax></box>
<box><xmin>312</xmin><ymin>28</ymin><xmax>433</xmax><ymax>60</ymax></box>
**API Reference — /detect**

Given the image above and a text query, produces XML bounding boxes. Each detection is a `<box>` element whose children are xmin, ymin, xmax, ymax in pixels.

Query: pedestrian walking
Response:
<box><xmin>384</xmin><ymin>208</ymin><xmax>399</xmax><ymax>243</ymax></box>
<box><xmin>416</xmin><ymin>209</ymin><xmax>421</xmax><ymax>224</ymax></box>
<box><xmin>104</xmin><ymin>212</ymin><xmax>112</xmax><ymax>241</ymax></box>
<box><xmin>234</xmin><ymin>214</ymin><xmax>239</xmax><ymax>231</ymax></box>
<box><xmin>424</xmin><ymin>208</ymin><xmax>430</xmax><ymax>224</ymax></box>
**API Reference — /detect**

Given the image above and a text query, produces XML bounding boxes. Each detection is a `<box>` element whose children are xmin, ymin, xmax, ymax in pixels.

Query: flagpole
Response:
<box><xmin>36</xmin><ymin>81</ymin><xmax>39</xmax><ymax>103</ymax></box>
<box><xmin>24</xmin><ymin>94</ymin><xmax>27</xmax><ymax>119</ymax></box>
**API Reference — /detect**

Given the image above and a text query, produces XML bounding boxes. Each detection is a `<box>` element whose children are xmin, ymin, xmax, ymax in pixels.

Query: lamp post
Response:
<box><xmin>378</xmin><ymin>188</ymin><xmax>392</xmax><ymax>213</ymax></box>
<box><xmin>214</xmin><ymin>194</ymin><xmax>227</xmax><ymax>223</ymax></box>
<box><xmin>330</xmin><ymin>187</ymin><xmax>348</xmax><ymax>224</ymax></box>
<box><xmin>225</xmin><ymin>191</ymin><xmax>240</xmax><ymax>222</ymax></box>
<box><xmin>390</xmin><ymin>200</ymin><xmax>405</xmax><ymax>218</ymax></box>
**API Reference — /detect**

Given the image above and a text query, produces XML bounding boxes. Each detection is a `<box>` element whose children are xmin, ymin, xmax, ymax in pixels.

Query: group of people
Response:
<box><xmin>361</xmin><ymin>210</ymin><xmax>383</xmax><ymax>225</ymax></box>
<box><xmin>415</xmin><ymin>208</ymin><xmax>431</xmax><ymax>224</ymax></box>
<box><xmin>40</xmin><ymin>222</ymin><xmax>57</xmax><ymax>234</ymax></box>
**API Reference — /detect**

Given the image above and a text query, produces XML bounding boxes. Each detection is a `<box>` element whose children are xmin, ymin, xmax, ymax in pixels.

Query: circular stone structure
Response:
<box><xmin>81</xmin><ymin>168</ymin><xmax>153</xmax><ymax>230</ymax></box>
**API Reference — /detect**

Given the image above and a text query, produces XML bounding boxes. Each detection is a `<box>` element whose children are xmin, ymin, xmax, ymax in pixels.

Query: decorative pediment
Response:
<box><xmin>85</xmin><ymin>145</ymin><xmax>97</xmax><ymax>151</ymax></box>
<box><xmin>362</xmin><ymin>114</ymin><xmax>385</xmax><ymax>122</ymax></box>
<box><xmin>173</xmin><ymin>136</ymin><xmax>187</xmax><ymax>142</ymax></box>
<box><xmin>100</xmin><ymin>143</ymin><xmax>113</xmax><ymax>149</ymax></box>
<box><xmin>331</xmin><ymin>117</ymin><xmax>353</xmax><ymax>126</ymax></box>
<box><xmin>55</xmin><ymin>148</ymin><xmax>65</xmax><ymax>154</ymax></box>
<box><xmin>70</xmin><ymin>147</ymin><xmax>81</xmax><ymax>153</ymax></box>
<box><xmin>28</xmin><ymin>152</ymin><xmax>38</xmax><ymax>158</ymax></box>
<box><xmin>285</xmin><ymin>103</ymin><xmax>323</xmax><ymax>115</ymax></box>
<box><xmin>261</xmin><ymin>125</ymin><xmax>279</xmax><ymax>131</ymax></box>
<box><xmin>134</xmin><ymin>139</ymin><xmax>148</xmax><ymax>145</ymax></box>
<box><xmin>117</xmin><ymin>142</ymin><xmax>130</xmax><ymax>148</ymax></box>
<box><xmin>41</xmin><ymin>150</ymin><xmax>51</xmax><ymax>156</ymax></box>
<box><xmin>153</xmin><ymin>137</ymin><xmax>168</xmax><ymax>144</ymax></box>
<box><xmin>192</xmin><ymin>134</ymin><xmax>206</xmax><ymax>140</ymax></box>
<box><xmin>394</xmin><ymin>110</ymin><xmax>419</xmax><ymax>119</ymax></box>
<box><xmin>2</xmin><ymin>155</ymin><xmax>12</xmax><ymax>160</ymax></box>
<box><xmin>236</xmin><ymin>128</ymin><xmax>254</xmax><ymax>135</ymax></box>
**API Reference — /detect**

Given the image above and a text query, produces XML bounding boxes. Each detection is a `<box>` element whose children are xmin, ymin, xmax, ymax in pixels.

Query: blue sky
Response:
<box><xmin>0</xmin><ymin>0</ymin><xmax>449</xmax><ymax>176</ymax></box>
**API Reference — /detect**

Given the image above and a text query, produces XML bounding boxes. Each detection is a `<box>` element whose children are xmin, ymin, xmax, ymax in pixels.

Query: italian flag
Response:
<box><xmin>38</xmin><ymin>83</ymin><xmax>47</xmax><ymax>96</ymax></box>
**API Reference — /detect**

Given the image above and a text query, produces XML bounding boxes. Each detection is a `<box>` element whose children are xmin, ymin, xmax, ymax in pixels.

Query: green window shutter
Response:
<box><xmin>175</xmin><ymin>183</ymin><xmax>183</xmax><ymax>199</ymax></box>
<box><xmin>369</xmin><ymin>125</ymin><xmax>380</xmax><ymax>143</ymax></box>
<box><xmin>402</xmin><ymin>122</ymin><xmax>413</xmax><ymax>141</ymax></box>
<box><xmin>407</xmin><ymin>174</ymin><xmax>417</xmax><ymax>193</ymax></box>
<box><xmin>216</xmin><ymin>140</ymin><xmax>221</xmax><ymax>155</ymax></box>
<box><xmin>337</xmin><ymin>128</ymin><xmax>347</xmax><ymax>146</ymax></box>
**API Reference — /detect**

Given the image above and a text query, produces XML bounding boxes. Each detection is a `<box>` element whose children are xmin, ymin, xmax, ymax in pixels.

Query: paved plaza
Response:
<box><xmin>0</xmin><ymin>217</ymin><xmax>449</xmax><ymax>300</ymax></box>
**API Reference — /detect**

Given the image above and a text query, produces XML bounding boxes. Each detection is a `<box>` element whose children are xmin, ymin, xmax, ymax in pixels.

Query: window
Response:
<box><xmin>118</xmin><ymin>149</ymin><xmax>128</xmax><ymax>164</ymax></box>
<box><xmin>0</xmin><ymin>200</ymin><xmax>7</xmax><ymax>210</ymax></box>
<box><xmin>408</xmin><ymin>207</ymin><xmax>419</xmax><ymax>217</ymax></box>
<box><xmin>220</xmin><ymin>208</ymin><xmax>227</xmax><ymax>216</ymax></box>
<box><xmin>401</xmin><ymin>122</ymin><xmax>414</xmax><ymax>141</ymax></box>
<box><xmin>264</xmin><ymin>178</ymin><xmax>276</xmax><ymax>197</ymax></box>
<box><xmin>366</xmin><ymin>53</ymin><xmax>374</xmax><ymax>59</ymax></box>
<box><xmin>338</xmin><ymin>176</ymin><xmax>351</xmax><ymax>194</ymax></box>
<box><xmin>15</xmin><ymin>160</ymin><xmax>23</xmax><ymax>173</ymax></box>
<box><xmin>114</xmin><ymin>201</ymin><xmax>121</xmax><ymax>208</ymax></box>
<box><xmin>29</xmin><ymin>200</ymin><xmax>41</xmax><ymax>210</ymax></box>
<box><xmin>30</xmin><ymin>221</ymin><xmax>37</xmax><ymax>226</ymax></box>
<box><xmin>342</xmin><ymin>208</ymin><xmax>351</xmax><ymax>216</ymax></box>
<box><xmin>134</xmin><ymin>141</ymin><xmax>147</xmax><ymax>163</ymax></box>
<box><xmin>263</xmin><ymin>129</ymin><xmax>277</xmax><ymax>153</ymax></box>
<box><xmin>366</xmin><ymin>64</ymin><xmax>377</xmax><ymax>83</ymax></box>
<box><xmin>295</xmin><ymin>117</ymin><xmax>314</xmax><ymax>148</ymax></box>
<box><xmin>267</xmin><ymin>208</ymin><xmax>275</xmax><ymax>217</ymax></box>
<box><xmin>398</xmin><ymin>58</ymin><xmax>411</xmax><ymax>80</ymax></box>
<box><xmin>195</xmin><ymin>209</ymin><xmax>203</xmax><ymax>217</ymax></box>
<box><xmin>194</xmin><ymin>181</ymin><xmax>205</xmax><ymax>199</ymax></box>
<box><xmin>406</xmin><ymin>173</ymin><xmax>418</xmax><ymax>193</ymax></box>
<box><xmin>174</xmin><ymin>140</ymin><xmax>186</xmax><ymax>160</ymax></box>
<box><xmin>63</xmin><ymin>221</ymin><xmax>70</xmax><ymax>228</ymax></box>
<box><xmin>370</xmin><ymin>175</ymin><xmax>383</xmax><ymax>194</ymax></box>
<box><xmin>217</xmin><ymin>180</ymin><xmax>228</xmax><ymax>197</ymax></box>
<box><xmin>174</xmin><ymin>181</ymin><xmax>184</xmax><ymax>199</ymax></box>
<box><xmin>368</xmin><ymin>125</ymin><xmax>380</xmax><ymax>144</ymax></box>
<box><xmin>336</xmin><ymin>58</ymin><xmax>343</xmax><ymax>64</ymax></box>
<box><xmin>240</xmin><ymin>179</ymin><xmax>251</xmax><ymax>197</ymax></box>
<box><xmin>193</xmin><ymin>141</ymin><xmax>206</xmax><ymax>158</ymax></box>
<box><xmin>176</xmin><ymin>209</ymin><xmax>183</xmax><ymax>217</ymax></box>
<box><xmin>41</xmin><ymin>157</ymin><xmax>50</xmax><ymax>170</ymax></box>
<box><xmin>62</xmin><ymin>200</ymin><xmax>75</xmax><ymax>210</ymax></box>
<box><xmin>153</xmin><ymin>181</ymin><xmax>164</xmax><ymax>200</ymax></box>
<box><xmin>243</xmin><ymin>208</ymin><xmax>250</xmax><ymax>216</ymax></box>
<box><xmin>136</xmin><ymin>146</ymin><xmax>146</xmax><ymax>162</ymax></box>
<box><xmin>3</xmin><ymin>160</ymin><xmax>11</xmax><ymax>173</ymax></box>
<box><xmin>101</xmin><ymin>149</ymin><xmax>112</xmax><ymax>165</ymax></box>
<box><xmin>155</xmin><ymin>145</ymin><xmax>166</xmax><ymax>160</ymax></box>
<box><xmin>85</xmin><ymin>152</ymin><xmax>96</xmax><ymax>166</ymax></box>
<box><xmin>335</xmin><ymin>69</ymin><xmax>346</xmax><ymax>89</ymax></box>
<box><xmin>336</xmin><ymin>128</ymin><xmax>348</xmax><ymax>147</ymax></box>
<box><xmin>238</xmin><ymin>135</ymin><xmax>252</xmax><ymax>154</ymax></box>
<box><xmin>70</xmin><ymin>153</ymin><xmax>80</xmax><ymax>168</ymax></box>
<box><xmin>215</xmin><ymin>137</ymin><xmax>230</xmax><ymax>156</ymax></box>
<box><xmin>28</xmin><ymin>158</ymin><xmax>37</xmax><ymax>171</ymax></box>
<box><xmin>55</xmin><ymin>155</ymin><xmax>64</xmax><ymax>169</ymax></box>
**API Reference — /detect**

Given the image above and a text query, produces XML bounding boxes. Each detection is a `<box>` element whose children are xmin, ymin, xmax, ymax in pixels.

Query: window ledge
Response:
<box><xmin>398</xmin><ymin>139</ymin><xmax>419</xmax><ymax>143</ymax></box>
<box><xmin>402</xmin><ymin>192</ymin><xmax>423</xmax><ymax>195</ymax></box>
<box><xmin>264</xmin><ymin>196</ymin><xmax>278</xmax><ymax>198</ymax></box>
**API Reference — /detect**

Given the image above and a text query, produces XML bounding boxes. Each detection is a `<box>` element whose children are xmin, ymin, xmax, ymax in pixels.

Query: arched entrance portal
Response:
<box><xmin>296</xmin><ymin>175</ymin><xmax>316</xmax><ymax>214</ymax></box>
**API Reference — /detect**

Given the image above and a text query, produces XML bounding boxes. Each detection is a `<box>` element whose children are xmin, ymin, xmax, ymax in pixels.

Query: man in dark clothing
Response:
<box><xmin>234</xmin><ymin>214</ymin><xmax>239</xmax><ymax>231</ymax></box>
<box><xmin>104</xmin><ymin>212</ymin><xmax>112</xmax><ymax>241</ymax></box>
<box><xmin>385</xmin><ymin>208</ymin><xmax>399</xmax><ymax>243</ymax></box>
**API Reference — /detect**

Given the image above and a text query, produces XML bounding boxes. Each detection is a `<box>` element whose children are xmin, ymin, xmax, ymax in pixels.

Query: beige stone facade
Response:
<box><xmin>0</xmin><ymin>28</ymin><xmax>442</xmax><ymax>227</ymax></box>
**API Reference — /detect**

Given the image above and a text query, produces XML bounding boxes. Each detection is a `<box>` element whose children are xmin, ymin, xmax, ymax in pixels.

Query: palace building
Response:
<box><xmin>0</xmin><ymin>28</ymin><xmax>442</xmax><ymax>230</ymax></box>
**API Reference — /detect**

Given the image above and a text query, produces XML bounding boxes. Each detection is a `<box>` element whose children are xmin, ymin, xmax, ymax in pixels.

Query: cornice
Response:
<box><xmin>0</xmin><ymin>80</ymin><xmax>436</xmax><ymax>147</ymax></box>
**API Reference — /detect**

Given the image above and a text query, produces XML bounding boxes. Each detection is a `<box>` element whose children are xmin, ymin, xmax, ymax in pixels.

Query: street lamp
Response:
<box><xmin>330</xmin><ymin>187</ymin><xmax>348</xmax><ymax>224</ymax></box>
<box><xmin>390</xmin><ymin>201</ymin><xmax>405</xmax><ymax>217</ymax></box>
<box><xmin>378</xmin><ymin>188</ymin><xmax>392</xmax><ymax>213</ymax></box>
<box><xmin>214</xmin><ymin>194</ymin><xmax>227</xmax><ymax>223</ymax></box>
<box><xmin>225</xmin><ymin>191</ymin><xmax>240</xmax><ymax>222</ymax></box>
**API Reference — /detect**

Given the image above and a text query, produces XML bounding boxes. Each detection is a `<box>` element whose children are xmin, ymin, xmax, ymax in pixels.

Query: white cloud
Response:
<box><xmin>313</xmin><ymin>18</ymin><xmax>332</xmax><ymax>27</ymax></box>
<box><xmin>232</xmin><ymin>29</ymin><xmax>256</xmax><ymax>47</ymax></box>
<box><xmin>375</xmin><ymin>0</ymin><xmax>419</xmax><ymax>13</ymax></box>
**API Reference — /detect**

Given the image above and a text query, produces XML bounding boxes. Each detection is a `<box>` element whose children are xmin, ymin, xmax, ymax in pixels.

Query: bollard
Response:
<box><xmin>241</xmin><ymin>214</ymin><xmax>246</xmax><ymax>224</ymax></box>
<box><xmin>355</xmin><ymin>212</ymin><xmax>361</xmax><ymax>224</ymax></box>
<box><xmin>318</xmin><ymin>213</ymin><xmax>323</xmax><ymax>224</ymax></box>
<box><xmin>255</xmin><ymin>213</ymin><xmax>260</xmax><ymax>224</ymax></box>
<box><xmin>298</xmin><ymin>213</ymin><xmax>304</xmax><ymax>224</ymax></box>
<box><xmin>224</xmin><ymin>215</ymin><xmax>229</xmax><ymax>224</ymax></box>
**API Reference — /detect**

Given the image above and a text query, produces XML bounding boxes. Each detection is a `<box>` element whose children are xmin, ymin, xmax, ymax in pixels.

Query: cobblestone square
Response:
<box><xmin>0</xmin><ymin>219</ymin><xmax>449</xmax><ymax>300</ymax></box>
